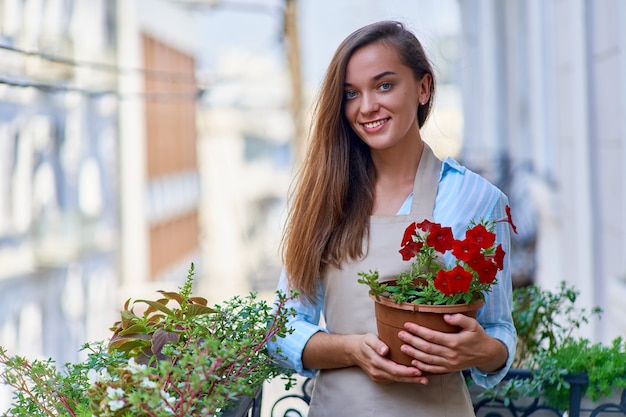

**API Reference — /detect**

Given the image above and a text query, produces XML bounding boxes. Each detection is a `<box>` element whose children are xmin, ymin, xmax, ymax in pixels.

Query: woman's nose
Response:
<box><xmin>360</xmin><ymin>92</ymin><xmax>380</xmax><ymax>114</ymax></box>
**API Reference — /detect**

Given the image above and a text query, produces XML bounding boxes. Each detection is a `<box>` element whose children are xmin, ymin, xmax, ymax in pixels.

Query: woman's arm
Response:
<box><xmin>269</xmin><ymin>270</ymin><xmax>428</xmax><ymax>384</ymax></box>
<box><xmin>303</xmin><ymin>331</ymin><xmax>429</xmax><ymax>385</ymax></box>
<box><xmin>267</xmin><ymin>270</ymin><xmax>326</xmax><ymax>378</ymax></box>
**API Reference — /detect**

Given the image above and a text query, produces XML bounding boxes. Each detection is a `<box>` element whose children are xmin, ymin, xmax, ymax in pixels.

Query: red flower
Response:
<box><xmin>493</xmin><ymin>244</ymin><xmax>505</xmax><ymax>270</ymax></box>
<box><xmin>415</xmin><ymin>219</ymin><xmax>436</xmax><ymax>233</ymax></box>
<box><xmin>451</xmin><ymin>239</ymin><xmax>482</xmax><ymax>263</ymax></box>
<box><xmin>417</xmin><ymin>220</ymin><xmax>453</xmax><ymax>253</ymax></box>
<box><xmin>401</xmin><ymin>222</ymin><xmax>417</xmax><ymax>246</ymax></box>
<box><xmin>434</xmin><ymin>266</ymin><xmax>473</xmax><ymax>295</ymax></box>
<box><xmin>467</xmin><ymin>258</ymin><xmax>498</xmax><ymax>284</ymax></box>
<box><xmin>364</xmin><ymin>214</ymin><xmax>513</xmax><ymax>306</ymax></box>
<box><xmin>505</xmin><ymin>205</ymin><xmax>518</xmax><ymax>234</ymax></box>
<box><xmin>399</xmin><ymin>240</ymin><xmax>424</xmax><ymax>261</ymax></box>
<box><xmin>465</xmin><ymin>224</ymin><xmax>496</xmax><ymax>249</ymax></box>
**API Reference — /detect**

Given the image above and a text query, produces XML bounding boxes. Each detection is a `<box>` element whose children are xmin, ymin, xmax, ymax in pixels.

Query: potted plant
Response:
<box><xmin>0</xmin><ymin>264</ymin><xmax>296</xmax><ymax>417</ymax></box>
<box><xmin>357</xmin><ymin>207</ymin><xmax>517</xmax><ymax>366</ymax></box>
<box><xmin>265</xmin><ymin>282</ymin><xmax>626</xmax><ymax>417</ymax></box>
<box><xmin>475</xmin><ymin>282</ymin><xmax>626</xmax><ymax>413</ymax></box>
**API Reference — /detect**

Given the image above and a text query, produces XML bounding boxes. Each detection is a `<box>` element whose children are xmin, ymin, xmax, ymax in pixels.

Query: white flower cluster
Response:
<box><xmin>161</xmin><ymin>389</ymin><xmax>177</xmax><ymax>414</ymax></box>
<box><xmin>125</xmin><ymin>357</ymin><xmax>147</xmax><ymax>374</ymax></box>
<box><xmin>87</xmin><ymin>368</ymin><xmax>111</xmax><ymax>385</ymax></box>
<box><xmin>86</xmin><ymin>357</ymin><xmax>180</xmax><ymax>414</ymax></box>
<box><xmin>106</xmin><ymin>386</ymin><xmax>125</xmax><ymax>411</ymax></box>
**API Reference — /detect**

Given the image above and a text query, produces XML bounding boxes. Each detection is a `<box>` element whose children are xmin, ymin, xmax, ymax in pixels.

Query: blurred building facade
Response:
<box><xmin>197</xmin><ymin>50</ymin><xmax>293</xmax><ymax>304</ymax></box>
<box><xmin>459</xmin><ymin>0</ymin><xmax>626</xmax><ymax>342</ymax></box>
<box><xmin>0</xmin><ymin>2</ymin><xmax>202</xmax><ymax>411</ymax></box>
<box><xmin>0</xmin><ymin>0</ymin><xmax>120</xmax><ymax>365</ymax></box>
<box><xmin>116</xmin><ymin>0</ymin><xmax>202</xmax><ymax>300</ymax></box>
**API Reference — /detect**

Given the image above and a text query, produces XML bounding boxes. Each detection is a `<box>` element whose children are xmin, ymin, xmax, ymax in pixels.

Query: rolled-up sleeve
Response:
<box><xmin>470</xmin><ymin>281</ymin><xmax>517</xmax><ymax>388</ymax></box>
<box><xmin>469</xmin><ymin>195</ymin><xmax>517</xmax><ymax>388</ymax></box>
<box><xmin>267</xmin><ymin>269</ymin><xmax>327</xmax><ymax>378</ymax></box>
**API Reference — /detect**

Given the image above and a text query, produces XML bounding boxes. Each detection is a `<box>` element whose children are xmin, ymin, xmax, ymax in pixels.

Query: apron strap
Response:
<box><xmin>409</xmin><ymin>143</ymin><xmax>442</xmax><ymax>217</ymax></box>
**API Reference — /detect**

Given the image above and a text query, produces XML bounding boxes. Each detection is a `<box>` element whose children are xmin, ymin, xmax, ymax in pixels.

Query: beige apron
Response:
<box><xmin>310</xmin><ymin>144</ymin><xmax>475</xmax><ymax>417</ymax></box>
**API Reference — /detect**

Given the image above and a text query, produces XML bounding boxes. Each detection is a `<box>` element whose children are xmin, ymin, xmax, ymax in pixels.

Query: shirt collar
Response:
<box><xmin>441</xmin><ymin>156</ymin><xmax>465</xmax><ymax>176</ymax></box>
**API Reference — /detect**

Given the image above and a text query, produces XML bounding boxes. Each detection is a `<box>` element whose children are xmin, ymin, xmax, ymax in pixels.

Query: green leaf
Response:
<box><xmin>108</xmin><ymin>337</ymin><xmax>150</xmax><ymax>352</ymax></box>
<box><xmin>186</xmin><ymin>304</ymin><xmax>217</xmax><ymax>317</ymax></box>
<box><xmin>120</xmin><ymin>310</ymin><xmax>137</xmax><ymax>329</ymax></box>
<box><xmin>135</xmin><ymin>299</ymin><xmax>175</xmax><ymax>317</ymax></box>
<box><xmin>117</xmin><ymin>323</ymin><xmax>148</xmax><ymax>336</ymax></box>
<box><xmin>141</xmin><ymin>298</ymin><xmax>171</xmax><ymax>315</ymax></box>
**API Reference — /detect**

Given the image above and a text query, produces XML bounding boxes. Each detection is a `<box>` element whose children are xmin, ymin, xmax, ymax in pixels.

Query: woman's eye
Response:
<box><xmin>380</xmin><ymin>82</ymin><xmax>392</xmax><ymax>91</ymax></box>
<box><xmin>344</xmin><ymin>90</ymin><xmax>357</xmax><ymax>100</ymax></box>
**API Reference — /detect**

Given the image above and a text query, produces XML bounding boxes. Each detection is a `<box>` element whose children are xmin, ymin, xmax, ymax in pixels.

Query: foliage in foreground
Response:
<box><xmin>1</xmin><ymin>264</ymin><xmax>296</xmax><ymax>417</ymax></box>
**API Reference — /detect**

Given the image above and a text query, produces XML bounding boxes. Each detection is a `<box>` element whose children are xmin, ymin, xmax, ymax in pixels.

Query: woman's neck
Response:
<box><xmin>371</xmin><ymin>139</ymin><xmax>424</xmax><ymax>216</ymax></box>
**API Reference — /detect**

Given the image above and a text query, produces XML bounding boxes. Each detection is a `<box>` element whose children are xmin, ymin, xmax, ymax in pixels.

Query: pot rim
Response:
<box><xmin>368</xmin><ymin>293</ymin><xmax>485</xmax><ymax>312</ymax></box>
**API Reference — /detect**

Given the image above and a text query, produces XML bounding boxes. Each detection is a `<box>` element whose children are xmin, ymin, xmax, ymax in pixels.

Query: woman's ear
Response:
<box><xmin>418</xmin><ymin>73</ymin><xmax>432</xmax><ymax>105</ymax></box>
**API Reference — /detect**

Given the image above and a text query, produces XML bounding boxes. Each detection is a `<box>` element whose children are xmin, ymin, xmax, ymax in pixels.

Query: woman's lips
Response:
<box><xmin>362</xmin><ymin>118</ymin><xmax>390</xmax><ymax>129</ymax></box>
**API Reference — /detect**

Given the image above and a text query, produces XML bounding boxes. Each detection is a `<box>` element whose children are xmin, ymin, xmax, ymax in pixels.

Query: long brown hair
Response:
<box><xmin>281</xmin><ymin>21</ymin><xmax>436</xmax><ymax>302</ymax></box>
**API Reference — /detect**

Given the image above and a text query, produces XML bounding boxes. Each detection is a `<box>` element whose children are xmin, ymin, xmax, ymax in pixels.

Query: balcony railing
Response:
<box><xmin>260</xmin><ymin>370</ymin><xmax>626</xmax><ymax>417</ymax></box>
<box><xmin>221</xmin><ymin>386</ymin><xmax>263</xmax><ymax>417</ymax></box>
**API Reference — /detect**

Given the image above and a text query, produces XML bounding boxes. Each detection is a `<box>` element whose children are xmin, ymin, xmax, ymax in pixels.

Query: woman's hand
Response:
<box><xmin>302</xmin><ymin>331</ymin><xmax>429</xmax><ymax>385</ymax></box>
<box><xmin>352</xmin><ymin>333</ymin><xmax>430</xmax><ymax>385</ymax></box>
<box><xmin>397</xmin><ymin>314</ymin><xmax>508</xmax><ymax>375</ymax></box>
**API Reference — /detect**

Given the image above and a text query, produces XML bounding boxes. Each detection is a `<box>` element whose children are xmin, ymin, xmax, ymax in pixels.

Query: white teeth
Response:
<box><xmin>363</xmin><ymin>119</ymin><xmax>387</xmax><ymax>128</ymax></box>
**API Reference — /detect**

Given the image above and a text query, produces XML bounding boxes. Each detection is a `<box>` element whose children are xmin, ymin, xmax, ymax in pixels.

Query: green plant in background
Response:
<box><xmin>512</xmin><ymin>282</ymin><xmax>602</xmax><ymax>368</ymax></box>
<box><xmin>478</xmin><ymin>281</ymin><xmax>626</xmax><ymax>410</ymax></box>
<box><xmin>1</xmin><ymin>263</ymin><xmax>296</xmax><ymax>417</ymax></box>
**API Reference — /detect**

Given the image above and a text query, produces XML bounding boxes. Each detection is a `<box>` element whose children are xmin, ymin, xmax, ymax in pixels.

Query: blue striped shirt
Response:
<box><xmin>268</xmin><ymin>156</ymin><xmax>517</xmax><ymax>389</ymax></box>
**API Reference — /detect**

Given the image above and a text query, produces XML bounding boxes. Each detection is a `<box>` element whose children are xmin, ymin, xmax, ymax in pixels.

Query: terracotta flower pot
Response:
<box><xmin>371</xmin><ymin>294</ymin><xmax>485</xmax><ymax>368</ymax></box>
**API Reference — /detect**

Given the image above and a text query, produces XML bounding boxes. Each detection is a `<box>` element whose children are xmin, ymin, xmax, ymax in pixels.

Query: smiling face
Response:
<box><xmin>343</xmin><ymin>41</ymin><xmax>431</xmax><ymax>152</ymax></box>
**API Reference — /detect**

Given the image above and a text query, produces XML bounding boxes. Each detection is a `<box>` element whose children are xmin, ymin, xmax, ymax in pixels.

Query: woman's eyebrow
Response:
<box><xmin>373</xmin><ymin>70</ymin><xmax>396</xmax><ymax>80</ymax></box>
<box><xmin>344</xmin><ymin>71</ymin><xmax>397</xmax><ymax>87</ymax></box>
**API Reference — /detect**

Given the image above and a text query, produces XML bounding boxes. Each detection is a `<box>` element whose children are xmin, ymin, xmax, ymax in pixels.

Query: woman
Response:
<box><xmin>268</xmin><ymin>20</ymin><xmax>516</xmax><ymax>416</ymax></box>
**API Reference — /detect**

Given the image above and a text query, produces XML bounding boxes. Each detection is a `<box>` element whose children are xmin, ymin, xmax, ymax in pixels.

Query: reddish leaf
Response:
<box><xmin>135</xmin><ymin>300</ymin><xmax>174</xmax><ymax>317</ymax></box>
<box><xmin>109</xmin><ymin>336</ymin><xmax>151</xmax><ymax>352</ymax></box>
<box><xmin>186</xmin><ymin>304</ymin><xmax>216</xmax><ymax>317</ymax></box>
<box><xmin>157</xmin><ymin>291</ymin><xmax>184</xmax><ymax>306</ymax></box>
<box><xmin>151</xmin><ymin>329</ymin><xmax>180</xmax><ymax>361</ymax></box>
<box><xmin>141</xmin><ymin>298</ymin><xmax>170</xmax><ymax>315</ymax></box>
<box><xmin>189</xmin><ymin>297</ymin><xmax>208</xmax><ymax>306</ymax></box>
